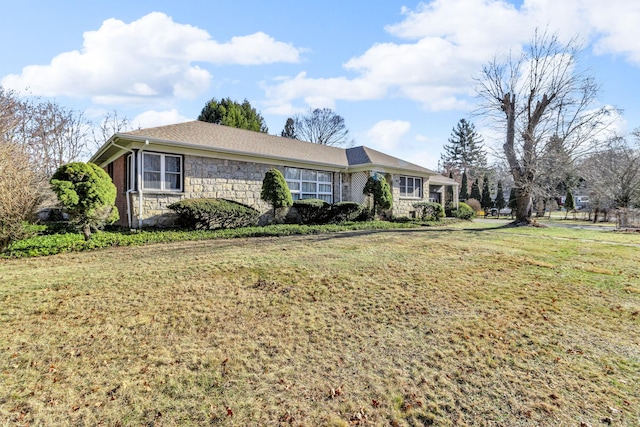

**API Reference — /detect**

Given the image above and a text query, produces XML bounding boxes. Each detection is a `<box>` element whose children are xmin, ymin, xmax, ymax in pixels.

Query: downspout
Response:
<box><xmin>137</xmin><ymin>140</ymin><xmax>149</xmax><ymax>229</ymax></box>
<box><xmin>110</xmin><ymin>141</ymin><xmax>134</xmax><ymax>229</ymax></box>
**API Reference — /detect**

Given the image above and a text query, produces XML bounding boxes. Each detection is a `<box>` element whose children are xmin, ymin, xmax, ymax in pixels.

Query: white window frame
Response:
<box><xmin>285</xmin><ymin>167</ymin><xmax>333</xmax><ymax>203</ymax></box>
<box><xmin>142</xmin><ymin>152</ymin><xmax>183</xmax><ymax>192</ymax></box>
<box><xmin>399</xmin><ymin>176</ymin><xmax>423</xmax><ymax>199</ymax></box>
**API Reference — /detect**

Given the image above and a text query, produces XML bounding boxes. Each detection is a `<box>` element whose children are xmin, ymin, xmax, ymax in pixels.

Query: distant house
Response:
<box><xmin>90</xmin><ymin>121</ymin><xmax>458</xmax><ymax>228</ymax></box>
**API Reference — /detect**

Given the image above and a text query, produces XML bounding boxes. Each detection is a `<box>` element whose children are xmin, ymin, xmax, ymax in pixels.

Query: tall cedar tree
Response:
<box><xmin>440</xmin><ymin>118</ymin><xmax>487</xmax><ymax>180</ymax></box>
<box><xmin>470</xmin><ymin>178</ymin><xmax>481</xmax><ymax>201</ymax></box>
<box><xmin>446</xmin><ymin>171</ymin><xmax>454</xmax><ymax>205</ymax></box>
<box><xmin>459</xmin><ymin>170</ymin><xmax>469</xmax><ymax>201</ymax></box>
<box><xmin>495</xmin><ymin>181</ymin><xmax>506</xmax><ymax>217</ymax></box>
<box><xmin>281</xmin><ymin>118</ymin><xmax>297</xmax><ymax>139</ymax></box>
<box><xmin>564</xmin><ymin>189</ymin><xmax>575</xmax><ymax>219</ymax></box>
<box><xmin>481</xmin><ymin>174</ymin><xmax>492</xmax><ymax>211</ymax></box>
<box><xmin>198</xmin><ymin>97</ymin><xmax>268</xmax><ymax>133</ymax></box>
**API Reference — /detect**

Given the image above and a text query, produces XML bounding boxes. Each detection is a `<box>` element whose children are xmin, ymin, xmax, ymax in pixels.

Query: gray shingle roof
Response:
<box><xmin>98</xmin><ymin>120</ymin><xmax>444</xmax><ymax>177</ymax></box>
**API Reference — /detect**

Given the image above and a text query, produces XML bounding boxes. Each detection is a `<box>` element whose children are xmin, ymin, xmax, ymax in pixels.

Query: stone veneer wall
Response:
<box><xmin>129</xmin><ymin>155</ymin><xmax>278</xmax><ymax>227</ymax></box>
<box><xmin>129</xmin><ymin>155</ymin><xmax>352</xmax><ymax>227</ymax></box>
<box><xmin>390</xmin><ymin>174</ymin><xmax>429</xmax><ymax>218</ymax></box>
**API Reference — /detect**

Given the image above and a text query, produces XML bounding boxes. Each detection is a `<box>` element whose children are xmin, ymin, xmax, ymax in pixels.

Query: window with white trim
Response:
<box><xmin>285</xmin><ymin>167</ymin><xmax>333</xmax><ymax>203</ymax></box>
<box><xmin>399</xmin><ymin>176</ymin><xmax>422</xmax><ymax>198</ymax></box>
<box><xmin>142</xmin><ymin>153</ymin><xmax>182</xmax><ymax>191</ymax></box>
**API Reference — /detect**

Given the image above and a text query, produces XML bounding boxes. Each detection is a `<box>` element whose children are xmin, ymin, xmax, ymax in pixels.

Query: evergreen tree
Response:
<box><xmin>261</xmin><ymin>169</ymin><xmax>293</xmax><ymax>210</ymax></box>
<box><xmin>446</xmin><ymin>171</ymin><xmax>454</xmax><ymax>205</ymax></box>
<box><xmin>281</xmin><ymin>118</ymin><xmax>297</xmax><ymax>139</ymax></box>
<box><xmin>507</xmin><ymin>187</ymin><xmax>517</xmax><ymax>218</ymax></box>
<box><xmin>50</xmin><ymin>162</ymin><xmax>119</xmax><ymax>241</ymax></box>
<box><xmin>495</xmin><ymin>181</ymin><xmax>506</xmax><ymax>217</ymax></box>
<box><xmin>470</xmin><ymin>178</ymin><xmax>481</xmax><ymax>201</ymax></box>
<box><xmin>459</xmin><ymin>170</ymin><xmax>469</xmax><ymax>201</ymax></box>
<box><xmin>198</xmin><ymin>97</ymin><xmax>268</xmax><ymax>133</ymax></box>
<box><xmin>439</xmin><ymin>118</ymin><xmax>487</xmax><ymax>180</ymax></box>
<box><xmin>363</xmin><ymin>173</ymin><xmax>392</xmax><ymax>218</ymax></box>
<box><xmin>564</xmin><ymin>189</ymin><xmax>575</xmax><ymax>219</ymax></box>
<box><xmin>481</xmin><ymin>174</ymin><xmax>492</xmax><ymax>211</ymax></box>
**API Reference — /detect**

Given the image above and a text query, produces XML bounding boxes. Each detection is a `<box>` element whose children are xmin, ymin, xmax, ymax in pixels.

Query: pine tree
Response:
<box><xmin>495</xmin><ymin>181</ymin><xmax>506</xmax><ymax>217</ymax></box>
<box><xmin>481</xmin><ymin>174</ymin><xmax>492</xmax><ymax>211</ymax></box>
<box><xmin>459</xmin><ymin>170</ymin><xmax>469</xmax><ymax>201</ymax></box>
<box><xmin>470</xmin><ymin>178</ymin><xmax>481</xmax><ymax>201</ymax></box>
<box><xmin>440</xmin><ymin>118</ymin><xmax>487</xmax><ymax>180</ymax></box>
<box><xmin>281</xmin><ymin>118</ymin><xmax>296</xmax><ymax>139</ymax></box>
<box><xmin>564</xmin><ymin>189</ymin><xmax>575</xmax><ymax>219</ymax></box>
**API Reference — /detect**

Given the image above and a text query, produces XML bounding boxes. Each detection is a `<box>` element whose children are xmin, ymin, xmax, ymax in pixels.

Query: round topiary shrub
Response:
<box><xmin>49</xmin><ymin>162</ymin><xmax>119</xmax><ymax>241</ymax></box>
<box><xmin>453</xmin><ymin>202</ymin><xmax>476</xmax><ymax>220</ymax></box>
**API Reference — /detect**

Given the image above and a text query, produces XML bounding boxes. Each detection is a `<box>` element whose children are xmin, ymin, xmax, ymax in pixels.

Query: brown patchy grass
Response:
<box><xmin>1</xmin><ymin>226</ymin><xmax>639</xmax><ymax>426</ymax></box>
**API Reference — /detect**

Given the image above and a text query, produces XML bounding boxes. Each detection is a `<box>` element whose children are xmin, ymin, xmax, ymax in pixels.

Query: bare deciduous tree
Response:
<box><xmin>579</xmin><ymin>134</ymin><xmax>640</xmax><ymax>212</ymax></box>
<box><xmin>476</xmin><ymin>30</ymin><xmax>613</xmax><ymax>224</ymax></box>
<box><xmin>92</xmin><ymin>110</ymin><xmax>133</xmax><ymax>151</ymax></box>
<box><xmin>0</xmin><ymin>142</ymin><xmax>40</xmax><ymax>251</ymax></box>
<box><xmin>293</xmin><ymin>108</ymin><xmax>352</xmax><ymax>147</ymax></box>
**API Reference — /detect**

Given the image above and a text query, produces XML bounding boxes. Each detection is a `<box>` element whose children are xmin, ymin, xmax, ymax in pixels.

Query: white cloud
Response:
<box><xmin>365</xmin><ymin>120</ymin><xmax>411</xmax><ymax>151</ymax></box>
<box><xmin>132</xmin><ymin>109</ymin><xmax>190</xmax><ymax>129</ymax></box>
<box><xmin>264</xmin><ymin>0</ymin><xmax>640</xmax><ymax>115</ymax></box>
<box><xmin>2</xmin><ymin>12</ymin><xmax>302</xmax><ymax>104</ymax></box>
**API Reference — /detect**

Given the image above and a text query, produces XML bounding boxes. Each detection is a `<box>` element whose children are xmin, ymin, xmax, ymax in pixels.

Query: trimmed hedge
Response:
<box><xmin>292</xmin><ymin>199</ymin><xmax>330</xmax><ymax>224</ymax></box>
<box><xmin>413</xmin><ymin>202</ymin><xmax>445</xmax><ymax>221</ymax></box>
<box><xmin>168</xmin><ymin>198</ymin><xmax>259</xmax><ymax>230</ymax></box>
<box><xmin>329</xmin><ymin>201</ymin><xmax>367</xmax><ymax>223</ymax></box>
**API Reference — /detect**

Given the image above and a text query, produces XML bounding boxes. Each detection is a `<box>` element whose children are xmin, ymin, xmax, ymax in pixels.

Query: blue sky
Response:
<box><xmin>2</xmin><ymin>0</ymin><xmax>639</xmax><ymax>169</ymax></box>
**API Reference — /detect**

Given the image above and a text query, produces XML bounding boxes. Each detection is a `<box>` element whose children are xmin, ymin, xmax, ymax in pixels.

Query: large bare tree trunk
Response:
<box><xmin>514</xmin><ymin>188</ymin><xmax>533</xmax><ymax>224</ymax></box>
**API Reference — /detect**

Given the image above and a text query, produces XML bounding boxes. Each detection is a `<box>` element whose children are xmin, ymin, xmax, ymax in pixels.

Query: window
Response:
<box><xmin>285</xmin><ymin>167</ymin><xmax>333</xmax><ymax>203</ymax></box>
<box><xmin>399</xmin><ymin>176</ymin><xmax>422</xmax><ymax>198</ymax></box>
<box><xmin>142</xmin><ymin>153</ymin><xmax>182</xmax><ymax>191</ymax></box>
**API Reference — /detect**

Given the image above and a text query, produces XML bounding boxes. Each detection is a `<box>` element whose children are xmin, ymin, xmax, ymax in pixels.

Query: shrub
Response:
<box><xmin>261</xmin><ymin>169</ymin><xmax>293</xmax><ymax>209</ymax></box>
<box><xmin>363</xmin><ymin>173</ymin><xmax>392</xmax><ymax>218</ymax></box>
<box><xmin>413</xmin><ymin>202</ymin><xmax>445</xmax><ymax>221</ymax></box>
<box><xmin>49</xmin><ymin>162</ymin><xmax>118</xmax><ymax>241</ymax></box>
<box><xmin>466</xmin><ymin>198</ymin><xmax>482</xmax><ymax>213</ymax></box>
<box><xmin>327</xmin><ymin>202</ymin><xmax>366</xmax><ymax>223</ymax></box>
<box><xmin>168</xmin><ymin>198</ymin><xmax>259</xmax><ymax>230</ymax></box>
<box><xmin>292</xmin><ymin>199</ymin><xmax>330</xmax><ymax>224</ymax></box>
<box><xmin>453</xmin><ymin>202</ymin><xmax>476</xmax><ymax>220</ymax></box>
<box><xmin>0</xmin><ymin>142</ymin><xmax>41</xmax><ymax>252</ymax></box>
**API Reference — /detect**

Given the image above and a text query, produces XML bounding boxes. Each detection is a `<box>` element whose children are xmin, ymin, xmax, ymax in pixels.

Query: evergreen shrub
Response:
<box><xmin>453</xmin><ymin>202</ymin><xmax>476</xmax><ymax>220</ymax></box>
<box><xmin>168</xmin><ymin>198</ymin><xmax>259</xmax><ymax>230</ymax></box>
<box><xmin>292</xmin><ymin>199</ymin><xmax>330</xmax><ymax>224</ymax></box>
<box><xmin>328</xmin><ymin>201</ymin><xmax>366</xmax><ymax>223</ymax></box>
<box><xmin>412</xmin><ymin>202</ymin><xmax>445</xmax><ymax>221</ymax></box>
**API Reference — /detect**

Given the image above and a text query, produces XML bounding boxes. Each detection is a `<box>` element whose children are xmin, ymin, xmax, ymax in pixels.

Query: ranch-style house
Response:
<box><xmin>90</xmin><ymin>121</ymin><xmax>458</xmax><ymax>228</ymax></box>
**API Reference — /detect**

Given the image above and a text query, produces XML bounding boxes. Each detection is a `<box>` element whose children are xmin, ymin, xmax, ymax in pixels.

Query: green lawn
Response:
<box><xmin>1</xmin><ymin>222</ymin><xmax>638</xmax><ymax>425</ymax></box>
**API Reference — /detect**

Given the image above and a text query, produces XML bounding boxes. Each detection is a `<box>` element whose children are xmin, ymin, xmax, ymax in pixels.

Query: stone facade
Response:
<box><xmin>111</xmin><ymin>153</ymin><xmax>439</xmax><ymax>227</ymax></box>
